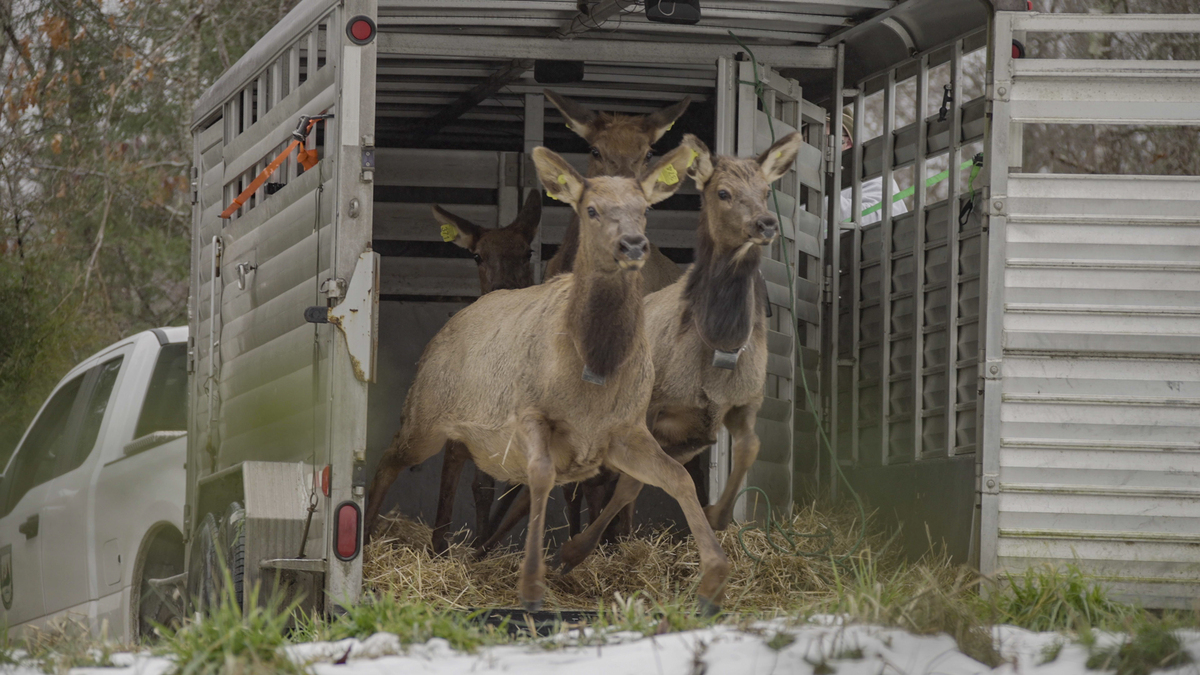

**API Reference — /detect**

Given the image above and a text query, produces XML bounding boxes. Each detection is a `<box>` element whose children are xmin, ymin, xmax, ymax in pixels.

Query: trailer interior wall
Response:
<box><xmin>981</xmin><ymin>12</ymin><xmax>1200</xmax><ymax>609</ymax></box>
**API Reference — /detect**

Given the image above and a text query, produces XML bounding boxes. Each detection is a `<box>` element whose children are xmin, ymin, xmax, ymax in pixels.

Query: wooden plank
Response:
<box><xmin>374</xmin><ymin>148</ymin><xmax>502</xmax><ymax>189</ymax></box>
<box><xmin>380</xmin><ymin>257</ymin><xmax>480</xmax><ymax>297</ymax></box>
<box><xmin>400</xmin><ymin>59</ymin><xmax>534</xmax><ymax>139</ymax></box>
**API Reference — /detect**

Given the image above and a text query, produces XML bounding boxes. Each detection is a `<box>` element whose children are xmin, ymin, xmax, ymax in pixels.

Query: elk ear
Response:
<box><xmin>639</xmin><ymin>142</ymin><xmax>694</xmax><ymax>205</ymax></box>
<box><xmin>507</xmin><ymin>189</ymin><xmax>542</xmax><ymax>242</ymax></box>
<box><xmin>532</xmin><ymin>147</ymin><xmax>585</xmax><ymax>207</ymax></box>
<box><xmin>643</xmin><ymin>97</ymin><xmax>691</xmax><ymax>142</ymax></box>
<box><xmin>545</xmin><ymin>89</ymin><xmax>598</xmax><ymax>140</ymax></box>
<box><xmin>432</xmin><ymin>205</ymin><xmax>487</xmax><ymax>251</ymax></box>
<box><xmin>756</xmin><ymin>132</ymin><xmax>804</xmax><ymax>184</ymax></box>
<box><xmin>680</xmin><ymin>134</ymin><xmax>714</xmax><ymax>190</ymax></box>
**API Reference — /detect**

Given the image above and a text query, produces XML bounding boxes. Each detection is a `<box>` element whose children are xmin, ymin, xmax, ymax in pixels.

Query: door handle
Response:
<box><xmin>19</xmin><ymin>514</ymin><xmax>38</xmax><ymax>539</ymax></box>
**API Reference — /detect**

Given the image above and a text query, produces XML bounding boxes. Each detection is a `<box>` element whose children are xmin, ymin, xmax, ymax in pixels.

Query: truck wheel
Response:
<box><xmin>133</xmin><ymin>526</ymin><xmax>184</xmax><ymax>642</ymax></box>
<box><xmin>186</xmin><ymin>513</ymin><xmax>221</xmax><ymax>615</ymax></box>
<box><xmin>223</xmin><ymin>502</ymin><xmax>246</xmax><ymax>610</ymax></box>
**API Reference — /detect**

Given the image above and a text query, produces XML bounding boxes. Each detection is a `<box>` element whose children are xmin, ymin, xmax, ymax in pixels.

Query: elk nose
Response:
<box><xmin>755</xmin><ymin>215</ymin><xmax>778</xmax><ymax>241</ymax></box>
<box><xmin>617</xmin><ymin>234</ymin><xmax>649</xmax><ymax>261</ymax></box>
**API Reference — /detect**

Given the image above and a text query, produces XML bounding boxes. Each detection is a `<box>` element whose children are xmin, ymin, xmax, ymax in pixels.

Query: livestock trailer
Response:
<box><xmin>187</xmin><ymin>0</ymin><xmax>1200</xmax><ymax>612</ymax></box>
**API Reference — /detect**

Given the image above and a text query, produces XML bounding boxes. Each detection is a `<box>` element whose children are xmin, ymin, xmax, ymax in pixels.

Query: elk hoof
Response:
<box><xmin>558</xmin><ymin>539</ymin><xmax>588</xmax><ymax>575</ymax></box>
<box><xmin>696</xmin><ymin>596</ymin><xmax>721</xmax><ymax>618</ymax></box>
<box><xmin>523</xmin><ymin>597</ymin><xmax>544</xmax><ymax>613</ymax></box>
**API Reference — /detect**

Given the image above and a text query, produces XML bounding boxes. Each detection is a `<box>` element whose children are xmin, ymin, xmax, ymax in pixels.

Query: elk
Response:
<box><xmin>465</xmin><ymin>90</ymin><xmax>695</xmax><ymax>554</ymax></box>
<box><xmin>364</xmin><ymin>140</ymin><xmax>730</xmax><ymax>612</ymax></box>
<box><xmin>555</xmin><ymin>132</ymin><xmax>805</xmax><ymax>574</ymax></box>
<box><xmin>427</xmin><ymin>192</ymin><xmax>540</xmax><ymax>555</ymax></box>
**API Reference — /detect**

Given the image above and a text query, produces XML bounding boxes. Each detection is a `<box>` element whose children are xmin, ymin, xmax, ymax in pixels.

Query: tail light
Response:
<box><xmin>319</xmin><ymin>465</ymin><xmax>331</xmax><ymax>498</ymax></box>
<box><xmin>334</xmin><ymin>501</ymin><xmax>361</xmax><ymax>561</ymax></box>
<box><xmin>346</xmin><ymin>16</ymin><xmax>376</xmax><ymax>45</ymax></box>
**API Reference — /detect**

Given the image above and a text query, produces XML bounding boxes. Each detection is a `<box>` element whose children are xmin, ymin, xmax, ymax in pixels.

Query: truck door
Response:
<box><xmin>40</xmin><ymin>354</ymin><xmax>126</xmax><ymax>619</ymax></box>
<box><xmin>0</xmin><ymin>369</ymin><xmax>89</xmax><ymax>627</ymax></box>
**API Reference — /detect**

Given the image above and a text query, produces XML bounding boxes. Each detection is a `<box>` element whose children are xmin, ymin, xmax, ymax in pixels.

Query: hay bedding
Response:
<box><xmin>364</xmin><ymin>501</ymin><xmax>893</xmax><ymax>612</ymax></box>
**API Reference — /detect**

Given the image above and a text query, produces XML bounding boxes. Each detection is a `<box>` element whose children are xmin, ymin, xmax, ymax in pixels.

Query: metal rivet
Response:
<box><xmin>990</xmin><ymin>365</ymin><xmax>999</xmax><ymax>374</ymax></box>
<box><xmin>998</xmin><ymin>87</ymin><xmax>1007</xmax><ymax>96</ymax></box>
<box><xmin>986</xmin><ymin>479</ymin><xmax>996</xmax><ymax>489</ymax></box>
<box><xmin>994</xmin><ymin>201</ymin><xmax>1003</xmax><ymax>211</ymax></box>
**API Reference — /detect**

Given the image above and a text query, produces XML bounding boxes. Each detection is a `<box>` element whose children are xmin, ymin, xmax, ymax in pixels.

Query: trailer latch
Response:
<box><xmin>303</xmin><ymin>252</ymin><xmax>380</xmax><ymax>383</ymax></box>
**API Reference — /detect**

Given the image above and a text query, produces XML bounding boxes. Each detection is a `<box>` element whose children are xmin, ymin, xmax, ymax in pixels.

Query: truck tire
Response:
<box><xmin>133</xmin><ymin>526</ymin><xmax>184</xmax><ymax>642</ymax></box>
<box><xmin>186</xmin><ymin>513</ymin><xmax>221</xmax><ymax>615</ymax></box>
<box><xmin>223</xmin><ymin>502</ymin><xmax>246</xmax><ymax>610</ymax></box>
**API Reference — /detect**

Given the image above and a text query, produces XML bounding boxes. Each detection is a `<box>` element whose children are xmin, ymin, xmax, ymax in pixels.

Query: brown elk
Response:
<box><xmin>555</xmin><ymin>132</ymin><xmax>805</xmax><ymax>574</ymax></box>
<box><xmin>364</xmin><ymin>140</ymin><xmax>730</xmax><ymax>612</ymax></box>
<box><xmin>427</xmin><ymin>192</ymin><xmax>540</xmax><ymax>555</ymax></box>
<box><xmin>465</xmin><ymin>90</ymin><xmax>695</xmax><ymax>555</ymax></box>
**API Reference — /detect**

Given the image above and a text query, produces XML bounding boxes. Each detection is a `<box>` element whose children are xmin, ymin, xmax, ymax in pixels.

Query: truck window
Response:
<box><xmin>61</xmin><ymin>356</ymin><xmax>123</xmax><ymax>475</ymax></box>
<box><xmin>5</xmin><ymin>374</ymin><xmax>85</xmax><ymax>513</ymax></box>
<box><xmin>134</xmin><ymin>343</ymin><xmax>187</xmax><ymax>438</ymax></box>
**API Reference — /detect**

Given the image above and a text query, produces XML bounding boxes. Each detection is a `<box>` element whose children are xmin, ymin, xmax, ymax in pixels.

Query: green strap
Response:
<box><xmin>848</xmin><ymin>158</ymin><xmax>975</xmax><ymax>222</ymax></box>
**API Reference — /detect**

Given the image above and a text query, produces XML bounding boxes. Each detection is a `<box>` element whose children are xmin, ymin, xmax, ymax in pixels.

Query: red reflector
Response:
<box><xmin>346</xmin><ymin>16</ymin><xmax>376</xmax><ymax>45</ymax></box>
<box><xmin>334</xmin><ymin>501</ymin><xmax>361</xmax><ymax>561</ymax></box>
<box><xmin>351</xmin><ymin>20</ymin><xmax>372</xmax><ymax>41</ymax></box>
<box><xmin>320</xmin><ymin>465</ymin><xmax>331</xmax><ymax>498</ymax></box>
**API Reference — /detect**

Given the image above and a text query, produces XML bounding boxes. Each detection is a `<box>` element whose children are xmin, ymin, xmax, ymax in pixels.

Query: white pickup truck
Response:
<box><xmin>0</xmin><ymin>327</ymin><xmax>187</xmax><ymax>641</ymax></box>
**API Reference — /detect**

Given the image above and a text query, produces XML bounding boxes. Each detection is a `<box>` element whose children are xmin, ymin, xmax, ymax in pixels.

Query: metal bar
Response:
<box><xmin>550</xmin><ymin>0</ymin><xmax>631</xmax><ymax>39</ymax></box>
<box><xmin>879</xmin><ymin>68</ymin><xmax>896</xmax><ymax>466</ymax></box>
<box><xmin>401</xmin><ymin>59</ymin><xmax>533</xmax><ymax>138</ymax></box>
<box><xmin>945</xmin><ymin>39</ymin><xmax>964</xmax><ymax>459</ymax></box>
<box><xmin>1011</xmin><ymin>13</ymin><xmax>1200</xmax><ymax>33</ymax></box>
<box><xmin>820</xmin><ymin>0</ymin><xmax>921</xmax><ymax>47</ymax></box>
<box><xmin>711</xmin><ymin>56</ymin><xmax>736</xmax><ymax>507</ymax></box>
<box><xmin>978</xmin><ymin>11</ymin><xmax>1014</xmax><ymax>580</ymax></box>
<box><xmin>524</xmin><ymin>93</ymin><xmax>544</xmax><ymax>284</ymax></box>
<box><xmin>826</xmin><ymin>43</ymin><xmax>845</xmax><ymax>496</ymax></box>
<box><xmin>850</xmin><ymin>89</ymin><xmax>864</xmax><ymax>469</ymax></box>
<box><xmin>912</xmin><ymin>54</ymin><xmax>928</xmax><ymax>460</ymax></box>
<box><xmin>375</xmin><ymin>32</ymin><xmax>836</xmax><ymax>69</ymax></box>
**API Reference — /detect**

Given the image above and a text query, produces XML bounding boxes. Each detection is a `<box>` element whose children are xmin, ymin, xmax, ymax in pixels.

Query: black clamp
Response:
<box><xmin>937</xmin><ymin>83</ymin><xmax>953</xmax><ymax>122</ymax></box>
<box><xmin>293</xmin><ymin>113</ymin><xmax>335</xmax><ymax>142</ymax></box>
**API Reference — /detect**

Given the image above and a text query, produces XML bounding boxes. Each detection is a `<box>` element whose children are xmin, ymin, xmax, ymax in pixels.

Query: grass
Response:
<box><xmin>155</xmin><ymin>571</ymin><xmax>304</xmax><ymax>675</ymax></box>
<box><xmin>1085</xmin><ymin>616</ymin><xmax>1193</xmax><ymax>675</ymax></box>
<box><xmin>20</xmin><ymin>617</ymin><xmax>116</xmax><ymax>674</ymax></box>
<box><xmin>291</xmin><ymin>593</ymin><xmax>514</xmax><ymax>652</ymax></box>
<box><xmin>994</xmin><ymin>563</ymin><xmax>1133</xmax><ymax>631</ymax></box>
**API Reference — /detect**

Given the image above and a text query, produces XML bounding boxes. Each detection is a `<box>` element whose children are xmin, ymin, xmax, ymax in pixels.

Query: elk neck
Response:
<box><xmin>681</xmin><ymin>213</ymin><xmax>768</xmax><ymax>354</ymax></box>
<box><xmin>565</xmin><ymin>239</ymin><xmax>646</xmax><ymax>381</ymax></box>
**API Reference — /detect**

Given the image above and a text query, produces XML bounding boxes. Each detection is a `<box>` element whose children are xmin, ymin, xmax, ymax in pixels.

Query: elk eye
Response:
<box><xmin>473</xmin><ymin>253</ymin><xmax>482</xmax><ymax>264</ymax></box>
<box><xmin>717</xmin><ymin>189</ymin><xmax>732</xmax><ymax>201</ymax></box>
<box><xmin>587</xmin><ymin>206</ymin><xmax>598</xmax><ymax>218</ymax></box>
<box><xmin>645</xmin><ymin>151</ymin><xmax>654</xmax><ymax>162</ymax></box>
<box><xmin>526</xmin><ymin>249</ymin><xmax>534</xmax><ymax>259</ymax></box>
<box><xmin>590</xmin><ymin>147</ymin><xmax>601</xmax><ymax>159</ymax></box>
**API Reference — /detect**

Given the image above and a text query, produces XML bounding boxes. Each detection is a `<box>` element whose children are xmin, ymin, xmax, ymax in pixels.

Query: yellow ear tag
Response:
<box><xmin>439</xmin><ymin>223</ymin><xmax>458</xmax><ymax>242</ymax></box>
<box><xmin>666</xmin><ymin>122</ymin><xmax>674</xmax><ymax>131</ymax></box>
<box><xmin>546</xmin><ymin>189</ymin><xmax>559</xmax><ymax>201</ymax></box>
<box><xmin>686</xmin><ymin>148</ymin><xmax>699</xmax><ymax>169</ymax></box>
<box><xmin>774</xmin><ymin>151</ymin><xmax>783</xmax><ymax>159</ymax></box>
<box><xmin>557</xmin><ymin>174</ymin><xmax>568</xmax><ymax>185</ymax></box>
<box><xmin>658</xmin><ymin>163</ymin><xmax>680</xmax><ymax>186</ymax></box>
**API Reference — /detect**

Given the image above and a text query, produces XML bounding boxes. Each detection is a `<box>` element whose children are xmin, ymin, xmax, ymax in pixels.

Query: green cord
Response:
<box><xmin>727</xmin><ymin>30</ymin><xmax>867</xmax><ymax>566</ymax></box>
<box><xmin>851</xmin><ymin>158</ymin><xmax>976</xmax><ymax>222</ymax></box>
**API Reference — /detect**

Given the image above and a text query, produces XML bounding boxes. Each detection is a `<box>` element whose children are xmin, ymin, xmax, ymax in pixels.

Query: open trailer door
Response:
<box><xmin>980</xmin><ymin>11</ymin><xmax>1200</xmax><ymax>608</ymax></box>
<box><xmin>188</xmin><ymin>0</ymin><xmax>378</xmax><ymax>610</ymax></box>
<box><xmin>712</xmin><ymin>57</ymin><xmax>826</xmax><ymax>521</ymax></box>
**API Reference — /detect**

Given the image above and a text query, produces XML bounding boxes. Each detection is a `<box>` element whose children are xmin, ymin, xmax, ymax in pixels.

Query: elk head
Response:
<box><xmin>545</xmin><ymin>89</ymin><xmax>691</xmax><ymax>178</ymax></box>
<box><xmin>433</xmin><ymin>191</ymin><xmax>541</xmax><ymax>293</ymax></box>
<box><xmin>687</xmin><ymin>132</ymin><xmax>804</xmax><ymax>256</ymax></box>
<box><xmin>532</xmin><ymin>141</ymin><xmax>698</xmax><ymax>273</ymax></box>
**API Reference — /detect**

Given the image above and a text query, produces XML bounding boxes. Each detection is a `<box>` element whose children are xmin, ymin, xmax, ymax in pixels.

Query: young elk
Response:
<box><xmin>469</xmin><ymin>90</ymin><xmax>693</xmax><ymax>551</ymax></box>
<box><xmin>428</xmin><ymin>192</ymin><xmax>541</xmax><ymax>555</ymax></box>
<box><xmin>364</xmin><ymin>141</ymin><xmax>730</xmax><ymax>613</ymax></box>
<box><xmin>556</xmin><ymin>132</ymin><xmax>805</xmax><ymax>574</ymax></box>
<box><xmin>543</xmin><ymin>89</ymin><xmax>689</xmax><ymax>293</ymax></box>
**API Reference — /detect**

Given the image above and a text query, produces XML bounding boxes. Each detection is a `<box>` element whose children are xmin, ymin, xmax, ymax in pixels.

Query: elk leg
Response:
<box><xmin>517</xmin><ymin>412</ymin><xmax>554</xmax><ymax>612</ymax></box>
<box><xmin>559</xmin><ymin>472</ymin><xmax>644</xmax><ymax>574</ymax></box>
<box><xmin>706</xmin><ymin>405</ymin><xmax>762</xmax><ymax>531</ymax></box>
<box><xmin>431</xmin><ymin>441</ymin><xmax>469</xmax><ymax>555</ymax></box>
<box><xmin>582</xmin><ymin>481</ymin><xmax>609</xmax><ymax>531</ymax></box>
<box><xmin>364</xmin><ymin>427</ymin><xmax>448</xmax><ymax>544</ymax></box>
<box><xmin>610</xmin><ymin>427</ymin><xmax>730</xmax><ymax>614</ymax></box>
<box><xmin>476</xmin><ymin>485</ymin><xmax>531</xmax><ymax>559</ymax></box>
<box><xmin>564</xmin><ymin>482</ymin><xmax>585</xmax><ymax>536</ymax></box>
<box><xmin>471</xmin><ymin>467</ymin><xmax>496</xmax><ymax>545</ymax></box>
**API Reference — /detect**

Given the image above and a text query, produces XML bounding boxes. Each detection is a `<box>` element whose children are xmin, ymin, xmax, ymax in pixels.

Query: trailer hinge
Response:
<box><xmin>983</xmin><ymin>359</ymin><xmax>1002</xmax><ymax>380</ymax></box>
<box><xmin>320</xmin><ymin>278</ymin><xmax>347</xmax><ymax>303</ymax></box>
<box><xmin>824</xmin><ymin>136</ymin><xmax>836</xmax><ymax>167</ymax></box>
<box><xmin>190</xmin><ymin>166</ymin><xmax>199</xmax><ymax>205</ymax></box>
<box><xmin>360</xmin><ymin>134</ymin><xmax>375</xmax><ymax>182</ymax></box>
<box><xmin>982</xmin><ymin>473</ymin><xmax>1000</xmax><ymax>495</ymax></box>
<box><xmin>822</xmin><ymin>265</ymin><xmax>833</xmax><ymax>304</ymax></box>
<box><xmin>187</xmin><ymin>336</ymin><xmax>196</xmax><ymax>374</ymax></box>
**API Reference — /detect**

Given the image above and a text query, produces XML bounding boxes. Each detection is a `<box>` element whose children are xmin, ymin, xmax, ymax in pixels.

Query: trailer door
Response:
<box><xmin>713</xmin><ymin>57</ymin><xmax>826</xmax><ymax>520</ymax></box>
<box><xmin>981</xmin><ymin>12</ymin><xmax>1200</xmax><ymax>608</ymax></box>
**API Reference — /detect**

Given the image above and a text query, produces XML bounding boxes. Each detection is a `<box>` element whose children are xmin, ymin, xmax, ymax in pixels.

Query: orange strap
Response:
<box><xmin>220</xmin><ymin>119</ymin><xmax>322</xmax><ymax>220</ymax></box>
